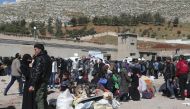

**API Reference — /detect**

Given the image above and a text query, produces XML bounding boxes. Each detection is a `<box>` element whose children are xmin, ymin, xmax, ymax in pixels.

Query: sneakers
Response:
<box><xmin>4</xmin><ymin>93</ymin><xmax>7</xmax><ymax>96</ymax></box>
<box><xmin>177</xmin><ymin>97</ymin><xmax>185</xmax><ymax>100</ymax></box>
<box><xmin>3</xmin><ymin>91</ymin><xmax>7</xmax><ymax>96</ymax></box>
<box><xmin>19</xmin><ymin>94</ymin><xmax>23</xmax><ymax>96</ymax></box>
<box><xmin>169</xmin><ymin>95</ymin><xmax>175</xmax><ymax>99</ymax></box>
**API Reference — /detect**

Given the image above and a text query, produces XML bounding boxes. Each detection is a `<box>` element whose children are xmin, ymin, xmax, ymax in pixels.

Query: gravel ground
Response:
<box><xmin>0</xmin><ymin>76</ymin><xmax>190</xmax><ymax>109</ymax></box>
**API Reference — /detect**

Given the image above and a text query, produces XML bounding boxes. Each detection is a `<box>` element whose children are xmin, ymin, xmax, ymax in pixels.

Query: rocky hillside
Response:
<box><xmin>0</xmin><ymin>0</ymin><xmax>190</xmax><ymax>23</ymax></box>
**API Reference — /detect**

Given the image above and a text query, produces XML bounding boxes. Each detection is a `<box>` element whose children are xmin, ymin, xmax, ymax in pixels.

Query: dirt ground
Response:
<box><xmin>0</xmin><ymin>76</ymin><xmax>190</xmax><ymax>109</ymax></box>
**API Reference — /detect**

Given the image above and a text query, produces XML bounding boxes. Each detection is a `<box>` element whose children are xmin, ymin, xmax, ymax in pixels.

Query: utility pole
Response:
<box><xmin>33</xmin><ymin>26</ymin><xmax>38</xmax><ymax>42</ymax></box>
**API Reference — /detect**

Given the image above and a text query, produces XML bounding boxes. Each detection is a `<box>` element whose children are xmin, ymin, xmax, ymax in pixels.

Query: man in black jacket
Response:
<box><xmin>163</xmin><ymin>57</ymin><xmax>175</xmax><ymax>99</ymax></box>
<box><xmin>29</xmin><ymin>43</ymin><xmax>52</xmax><ymax>109</ymax></box>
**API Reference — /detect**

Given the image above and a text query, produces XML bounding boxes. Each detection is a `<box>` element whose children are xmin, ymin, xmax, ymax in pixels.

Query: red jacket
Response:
<box><xmin>176</xmin><ymin>60</ymin><xmax>189</xmax><ymax>77</ymax></box>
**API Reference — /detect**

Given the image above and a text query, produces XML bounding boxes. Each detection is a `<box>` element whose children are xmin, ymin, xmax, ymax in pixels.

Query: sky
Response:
<box><xmin>0</xmin><ymin>0</ymin><xmax>16</xmax><ymax>4</ymax></box>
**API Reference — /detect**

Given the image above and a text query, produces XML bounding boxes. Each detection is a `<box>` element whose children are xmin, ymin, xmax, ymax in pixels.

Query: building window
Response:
<box><xmin>130</xmin><ymin>53</ymin><xmax>136</xmax><ymax>56</ymax></box>
<box><xmin>130</xmin><ymin>43</ymin><xmax>135</xmax><ymax>45</ymax></box>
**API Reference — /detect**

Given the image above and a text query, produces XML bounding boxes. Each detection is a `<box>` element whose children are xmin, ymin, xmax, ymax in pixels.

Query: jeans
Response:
<box><xmin>166</xmin><ymin>79</ymin><xmax>175</xmax><ymax>96</ymax></box>
<box><xmin>72</xmin><ymin>69</ymin><xmax>79</xmax><ymax>81</ymax></box>
<box><xmin>4</xmin><ymin>76</ymin><xmax>23</xmax><ymax>94</ymax></box>
<box><xmin>178</xmin><ymin>74</ymin><xmax>188</xmax><ymax>98</ymax></box>
<box><xmin>49</xmin><ymin>72</ymin><xmax>56</xmax><ymax>88</ymax></box>
<box><xmin>154</xmin><ymin>70</ymin><xmax>158</xmax><ymax>79</ymax></box>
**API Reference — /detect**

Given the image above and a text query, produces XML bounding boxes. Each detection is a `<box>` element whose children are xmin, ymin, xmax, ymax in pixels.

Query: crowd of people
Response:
<box><xmin>0</xmin><ymin>43</ymin><xmax>190</xmax><ymax>109</ymax></box>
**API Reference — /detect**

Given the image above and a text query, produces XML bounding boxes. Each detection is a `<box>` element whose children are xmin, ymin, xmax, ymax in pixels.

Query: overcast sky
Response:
<box><xmin>0</xmin><ymin>0</ymin><xmax>16</xmax><ymax>4</ymax></box>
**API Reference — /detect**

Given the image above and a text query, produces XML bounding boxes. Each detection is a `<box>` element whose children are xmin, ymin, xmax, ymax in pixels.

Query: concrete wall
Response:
<box><xmin>138</xmin><ymin>37</ymin><xmax>190</xmax><ymax>44</ymax></box>
<box><xmin>139</xmin><ymin>52</ymin><xmax>156</xmax><ymax>61</ymax></box>
<box><xmin>0</xmin><ymin>34</ymin><xmax>118</xmax><ymax>59</ymax></box>
<box><xmin>0</xmin><ymin>43</ymin><xmax>117</xmax><ymax>59</ymax></box>
<box><xmin>141</xmin><ymin>55</ymin><xmax>154</xmax><ymax>61</ymax></box>
<box><xmin>0</xmin><ymin>34</ymin><xmax>117</xmax><ymax>50</ymax></box>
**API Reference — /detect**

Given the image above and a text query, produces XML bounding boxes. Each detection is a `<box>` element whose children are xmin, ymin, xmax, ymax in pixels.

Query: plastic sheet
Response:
<box><xmin>138</xmin><ymin>78</ymin><xmax>147</xmax><ymax>92</ymax></box>
<box><xmin>75</xmin><ymin>101</ymin><xmax>94</xmax><ymax>109</ymax></box>
<box><xmin>56</xmin><ymin>89</ymin><xmax>74</xmax><ymax>109</ymax></box>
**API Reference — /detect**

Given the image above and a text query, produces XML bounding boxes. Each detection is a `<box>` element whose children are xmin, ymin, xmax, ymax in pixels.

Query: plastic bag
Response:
<box><xmin>75</xmin><ymin>103</ymin><xmax>84</xmax><ymax>109</ymax></box>
<box><xmin>96</xmin><ymin>99</ymin><xmax>112</xmax><ymax>106</ymax></box>
<box><xmin>56</xmin><ymin>89</ymin><xmax>74</xmax><ymax>109</ymax></box>
<box><xmin>103</xmin><ymin>92</ymin><xmax>113</xmax><ymax>100</ymax></box>
<box><xmin>142</xmin><ymin>91</ymin><xmax>153</xmax><ymax>99</ymax></box>
<box><xmin>75</xmin><ymin>101</ymin><xmax>94</xmax><ymax>109</ymax></box>
<box><xmin>112</xmin><ymin>99</ymin><xmax>120</xmax><ymax>109</ymax></box>
<box><xmin>98</xmin><ymin>78</ymin><xmax>108</xmax><ymax>85</ymax></box>
<box><xmin>138</xmin><ymin>78</ymin><xmax>147</xmax><ymax>92</ymax></box>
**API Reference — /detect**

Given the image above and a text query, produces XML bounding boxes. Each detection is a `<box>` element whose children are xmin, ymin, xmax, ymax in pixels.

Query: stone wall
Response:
<box><xmin>0</xmin><ymin>43</ymin><xmax>117</xmax><ymax>59</ymax></box>
<box><xmin>0</xmin><ymin>0</ymin><xmax>190</xmax><ymax>23</ymax></box>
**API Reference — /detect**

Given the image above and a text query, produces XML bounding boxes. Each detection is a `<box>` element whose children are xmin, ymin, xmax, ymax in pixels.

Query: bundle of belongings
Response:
<box><xmin>75</xmin><ymin>91</ymin><xmax>120</xmax><ymax>109</ymax></box>
<box><xmin>73</xmin><ymin>81</ymin><xmax>120</xmax><ymax>109</ymax></box>
<box><xmin>54</xmin><ymin>78</ymin><xmax>120</xmax><ymax>109</ymax></box>
<box><xmin>56</xmin><ymin>80</ymin><xmax>74</xmax><ymax>109</ymax></box>
<box><xmin>138</xmin><ymin>76</ymin><xmax>156</xmax><ymax>99</ymax></box>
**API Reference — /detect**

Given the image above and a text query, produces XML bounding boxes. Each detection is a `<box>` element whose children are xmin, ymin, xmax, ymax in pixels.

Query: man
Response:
<box><xmin>99</xmin><ymin>59</ymin><xmax>105</xmax><ymax>73</ymax></box>
<box><xmin>72</xmin><ymin>58</ymin><xmax>79</xmax><ymax>81</ymax></box>
<box><xmin>49</xmin><ymin>57</ymin><xmax>57</xmax><ymax>89</ymax></box>
<box><xmin>29</xmin><ymin>44</ymin><xmax>52</xmax><ymax>109</ymax></box>
<box><xmin>176</xmin><ymin>55</ymin><xmax>189</xmax><ymax>100</ymax></box>
<box><xmin>4</xmin><ymin>53</ymin><xmax>23</xmax><ymax>96</ymax></box>
<box><xmin>163</xmin><ymin>57</ymin><xmax>175</xmax><ymax>99</ymax></box>
<box><xmin>148</xmin><ymin>60</ymin><xmax>154</xmax><ymax>76</ymax></box>
<box><xmin>93</xmin><ymin>60</ymin><xmax>100</xmax><ymax>76</ymax></box>
<box><xmin>153</xmin><ymin>60</ymin><xmax>159</xmax><ymax>79</ymax></box>
<box><xmin>140</xmin><ymin>61</ymin><xmax>146</xmax><ymax>76</ymax></box>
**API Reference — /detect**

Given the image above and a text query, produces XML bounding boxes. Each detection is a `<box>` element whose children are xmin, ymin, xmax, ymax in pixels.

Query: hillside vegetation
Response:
<box><xmin>1</xmin><ymin>12</ymin><xmax>190</xmax><ymax>41</ymax></box>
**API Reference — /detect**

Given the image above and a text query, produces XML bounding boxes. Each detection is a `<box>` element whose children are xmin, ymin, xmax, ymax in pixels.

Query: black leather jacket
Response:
<box><xmin>163</xmin><ymin>62</ymin><xmax>175</xmax><ymax>80</ymax></box>
<box><xmin>31</xmin><ymin>51</ymin><xmax>52</xmax><ymax>87</ymax></box>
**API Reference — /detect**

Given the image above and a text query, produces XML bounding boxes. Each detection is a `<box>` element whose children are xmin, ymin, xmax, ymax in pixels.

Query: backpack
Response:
<box><xmin>153</xmin><ymin>62</ymin><xmax>159</xmax><ymax>70</ymax></box>
<box><xmin>158</xmin><ymin>62</ymin><xmax>164</xmax><ymax>71</ymax></box>
<box><xmin>141</xmin><ymin>64</ymin><xmax>146</xmax><ymax>73</ymax></box>
<box><xmin>142</xmin><ymin>91</ymin><xmax>153</xmax><ymax>99</ymax></box>
<box><xmin>112</xmin><ymin>74</ymin><xmax>120</xmax><ymax>89</ymax></box>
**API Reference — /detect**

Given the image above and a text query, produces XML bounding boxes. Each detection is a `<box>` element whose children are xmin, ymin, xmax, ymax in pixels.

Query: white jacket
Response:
<box><xmin>52</xmin><ymin>61</ymin><xmax>58</xmax><ymax>73</ymax></box>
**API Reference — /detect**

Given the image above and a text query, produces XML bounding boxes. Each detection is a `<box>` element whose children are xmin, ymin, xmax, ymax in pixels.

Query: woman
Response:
<box><xmin>21</xmin><ymin>54</ymin><xmax>36</xmax><ymax>109</ymax></box>
<box><xmin>119</xmin><ymin>63</ymin><xmax>131</xmax><ymax>101</ymax></box>
<box><xmin>129</xmin><ymin>67</ymin><xmax>140</xmax><ymax>101</ymax></box>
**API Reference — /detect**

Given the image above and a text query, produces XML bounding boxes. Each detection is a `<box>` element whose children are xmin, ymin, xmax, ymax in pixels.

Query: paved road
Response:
<box><xmin>0</xmin><ymin>76</ymin><xmax>190</xmax><ymax>109</ymax></box>
<box><xmin>0</xmin><ymin>38</ymin><xmax>117</xmax><ymax>52</ymax></box>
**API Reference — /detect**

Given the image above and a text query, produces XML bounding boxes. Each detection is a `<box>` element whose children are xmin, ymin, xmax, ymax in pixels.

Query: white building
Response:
<box><xmin>117</xmin><ymin>33</ymin><xmax>140</xmax><ymax>60</ymax></box>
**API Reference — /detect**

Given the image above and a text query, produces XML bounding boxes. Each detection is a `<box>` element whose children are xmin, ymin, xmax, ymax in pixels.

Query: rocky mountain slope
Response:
<box><xmin>0</xmin><ymin>0</ymin><xmax>190</xmax><ymax>23</ymax></box>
